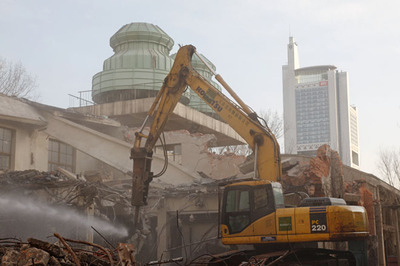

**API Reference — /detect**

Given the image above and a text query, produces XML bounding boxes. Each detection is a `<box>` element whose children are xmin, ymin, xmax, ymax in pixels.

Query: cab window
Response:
<box><xmin>254</xmin><ymin>187</ymin><xmax>268</xmax><ymax>210</ymax></box>
<box><xmin>225</xmin><ymin>189</ymin><xmax>250</xmax><ymax>233</ymax></box>
<box><xmin>226</xmin><ymin>190</ymin><xmax>249</xmax><ymax>212</ymax></box>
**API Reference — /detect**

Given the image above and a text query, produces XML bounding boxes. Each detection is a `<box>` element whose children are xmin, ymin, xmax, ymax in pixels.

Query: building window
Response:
<box><xmin>155</xmin><ymin>144</ymin><xmax>182</xmax><ymax>164</ymax></box>
<box><xmin>352</xmin><ymin>151</ymin><xmax>359</xmax><ymax>166</ymax></box>
<box><xmin>295</xmin><ymin>87</ymin><xmax>330</xmax><ymax>145</ymax></box>
<box><xmin>0</xmin><ymin>127</ymin><xmax>13</xmax><ymax>170</ymax></box>
<box><xmin>48</xmin><ymin>139</ymin><xmax>75</xmax><ymax>172</ymax></box>
<box><xmin>296</xmin><ymin>72</ymin><xmax>328</xmax><ymax>84</ymax></box>
<box><xmin>350</xmin><ymin>109</ymin><xmax>359</xmax><ymax>147</ymax></box>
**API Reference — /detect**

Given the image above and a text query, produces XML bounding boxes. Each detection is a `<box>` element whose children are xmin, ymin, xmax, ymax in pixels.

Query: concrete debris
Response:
<box><xmin>1</xmin><ymin>249</ymin><xmax>20</xmax><ymax>266</ymax></box>
<box><xmin>0</xmin><ymin>168</ymin><xmax>223</xmax><ymax>263</ymax></box>
<box><xmin>0</xmin><ymin>169</ymin><xmax>74</xmax><ymax>187</ymax></box>
<box><xmin>281</xmin><ymin>144</ymin><xmax>344</xmax><ymax>198</ymax></box>
<box><xmin>344</xmin><ymin>179</ymin><xmax>376</xmax><ymax>235</ymax></box>
<box><xmin>281</xmin><ymin>145</ymin><xmax>377</xmax><ymax>236</ymax></box>
<box><xmin>0</xmin><ymin>169</ymin><xmax>129</xmax><ymax>203</ymax></box>
<box><xmin>17</xmin><ymin>247</ymin><xmax>50</xmax><ymax>266</ymax></box>
<box><xmin>281</xmin><ymin>158</ymin><xmax>299</xmax><ymax>171</ymax></box>
<box><xmin>0</xmin><ymin>235</ymin><xmax>135</xmax><ymax>266</ymax></box>
<box><xmin>116</xmin><ymin>243</ymin><xmax>135</xmax><ymax>265</ymax></box>
<box><xmin>54</xmin><ymin>167</ymin><xmax>80</xmax><ymax>180</ymax></box>
<box><xmin>84</xmin><ymin>170</ymin><xmax>106</xmax><ymax>182</ymax></box>
<box><xmin>0</xmin><ymin>169</ymin><xmax>133</xmax><ymax>253</ymax></box>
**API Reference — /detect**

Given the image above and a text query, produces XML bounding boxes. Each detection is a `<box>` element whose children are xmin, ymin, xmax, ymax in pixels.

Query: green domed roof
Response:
<box><xmin>92</xmin><ymin>22</ymin><xmax>181</xmax><ymax>104</ymax></box>
<box><xmin>110</xmin><ymin>22</ymin><xmax>174</xmax><ymax>51</ymax></box>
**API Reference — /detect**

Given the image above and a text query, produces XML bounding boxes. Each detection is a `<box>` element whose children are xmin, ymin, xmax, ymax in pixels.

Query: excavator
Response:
<box><xmin>131</xmin><ymin>45</ymin><xmax>369</xmax><ymax>265</ymax></box>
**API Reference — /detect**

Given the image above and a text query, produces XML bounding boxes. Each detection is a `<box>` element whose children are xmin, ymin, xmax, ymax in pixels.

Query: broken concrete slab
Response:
<box><xmin>17</xmin><ymin>247</ymin><xmax>50</xmax><ymax>266</ymax></box>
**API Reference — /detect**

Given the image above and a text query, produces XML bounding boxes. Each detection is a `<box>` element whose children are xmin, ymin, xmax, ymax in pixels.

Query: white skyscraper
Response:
<box><xmin>282</xmin><ymin>37</ymin><xmax>360</xmax><ymax>168</ymax></box>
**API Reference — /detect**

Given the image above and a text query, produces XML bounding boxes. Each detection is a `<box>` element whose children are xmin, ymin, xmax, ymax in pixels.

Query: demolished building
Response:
<box><xmin>1</xmin><ymin>21</ymin><xmax>400</xmax><ymax>266</ymax></box>
<box><xmin>0</xmin><ymin>96</ymin><xmax>400</xmax><ymax>263</ymax></box>
<box><xmin>0</xmin><ymin>92</ymin><xmax>246</xmax><ymax>263</ymax></box>
<box><xmin>2</xmin><ymin>85</ymin><xmax>400</xmax><ymax>265</ymax></box>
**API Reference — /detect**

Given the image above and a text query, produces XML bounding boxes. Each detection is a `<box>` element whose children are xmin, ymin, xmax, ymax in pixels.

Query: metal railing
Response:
<box><xmin>68</xmin><ymin>90</ymin><xmax>94</xmax><ymax>108</ymax></box>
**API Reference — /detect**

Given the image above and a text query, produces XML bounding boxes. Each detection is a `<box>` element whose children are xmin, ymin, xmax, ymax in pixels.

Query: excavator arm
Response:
<box><xmin>131</xmin><ymin>45</ymin><xmax>281</xmax><ymax>212</ymax></box>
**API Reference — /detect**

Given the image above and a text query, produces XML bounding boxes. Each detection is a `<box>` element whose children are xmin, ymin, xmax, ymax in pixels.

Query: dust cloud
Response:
<box><xmin>0</xmin><ymin>193</ymin><xmax>128</xmax><ymax>241</ymax></box>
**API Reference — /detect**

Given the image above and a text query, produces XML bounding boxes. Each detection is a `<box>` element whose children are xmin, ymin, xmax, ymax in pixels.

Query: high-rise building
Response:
<box><xmin>282</xmin><ymin>37</ymin><xmax>360</xmax><ymax>168</ymax></box>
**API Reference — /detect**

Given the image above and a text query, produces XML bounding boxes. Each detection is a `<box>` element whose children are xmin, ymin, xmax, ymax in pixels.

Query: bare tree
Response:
<box><xmin>210</xmin><ymin>109</ymin><xmax>284</xmax><ymax>156</ymax></box>
<box><xmin>377</xmin><ymin>148</ymin><xmax>400</xmax><ymax>187</ymax></box>
<box><xmin>259</xmin><ymin>109</ymin><xmax>284</xmax><ymax>139</ymax></box>
<box><xmin>0</xmin><ymin>57</ymin><xmax>38</xmax><ymax>99</ymax></box>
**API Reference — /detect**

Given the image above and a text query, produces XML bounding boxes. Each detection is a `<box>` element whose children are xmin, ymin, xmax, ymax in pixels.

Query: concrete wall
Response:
<box><xmin>0</xmin><ymin>118</ymin><xmax>119</xmax><ymax>179</ymax></box>
<box><xmin>28</xmin><ymin>129</ymin><xmax>49</xmax><ymax>171</ymax></box>
<box><xmin>0</xmin><ymin>97</ymin><xmax>241</xmax><ymax>185</ymax></box>
<box><xmin>145</xmin><ymin>190</ymin><xmax>224</xmax><ymax>261</ymax></box>
<box><xmin>282</xmin><ymin>38</ymin><xmax>298</xmax><ymax>154</ymax></box>
<box><xmin>162</xmin><ymin>130</ymin><xmax>245</xmax><ymax>180</ymax></box>
<box><xmin>327</xmin><ymin>70</ymin><xmax>339</xmax><ymax>152</ymax></box>
<box><xmin>0</xmin><ymin>122</ymin><xmax>49</xmax><ymax>171</ymax></box>
<box><xmin>337</xmin><ymin>71</ymin><xmax>350</xmax><ymax>165</ymax></box>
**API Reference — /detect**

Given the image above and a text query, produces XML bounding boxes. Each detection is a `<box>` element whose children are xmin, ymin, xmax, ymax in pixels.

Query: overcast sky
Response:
<box><xmin>1</xmin><ymin>0</ymin><xmax>399</xmax><ymax>178</ymax></box>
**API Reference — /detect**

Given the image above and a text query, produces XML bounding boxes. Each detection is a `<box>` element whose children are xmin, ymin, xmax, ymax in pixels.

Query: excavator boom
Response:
<box><xmin>131</xmin><ymin>45</ymin><xmax>281</xmax><ymax>208</ymax></box>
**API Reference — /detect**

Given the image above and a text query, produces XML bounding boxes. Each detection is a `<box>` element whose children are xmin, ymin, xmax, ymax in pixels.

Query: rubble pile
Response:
<box><xmin>281</xmin><ymin>144</ymin><xmax>344</xmax><ymax>198</ymax></box>
<box><xmin>345</xmin><ymin>179</ymin><xmax>375</xmax><ymax>234</ymax></box>
<box><xmin>280</xmin><ymin>145</ymin><xmax>376</xmax><ymax>235</ymax></box>
<box><xmin>0</xmin><ymin>169</ymin><xmax>192</xmax><ymax>263</ymax></box>
<box><xmin>0</xmin><ymin>169</ymin><xmax>77</xmax><ymax>189</ymax></box>
<box><xmin>0</xmin><ymin>169</ymin><xmax>136</xmax><ymax>253</ymax></box>
<box><xmin>0</xmin><ymin>169</ymin><xmax>131</xmax><ymax>209</ymax></box>
<box><xmin>0</xmin><ymin>235</ymin><xmax>135</xmax><ymax>265</ymax></box>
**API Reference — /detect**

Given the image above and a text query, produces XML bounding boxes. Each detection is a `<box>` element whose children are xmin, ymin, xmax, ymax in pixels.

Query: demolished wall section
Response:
<box><xmin>124</xmin><ymin>128</ymin><xmax>246</xmax><ymax>181</ymax></box>
<box><xmin>0</xmin><ymin>122</ymin><xmax>49</xmax><ymax>172</ymax></box>
<box><xmin>281</xmin><ymin>144</ymin><xmax>344</xmax><ymax>198</ymax></box>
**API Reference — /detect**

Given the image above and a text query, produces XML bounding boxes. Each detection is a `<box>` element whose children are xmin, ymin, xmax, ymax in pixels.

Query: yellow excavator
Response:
<box><xmin>131</xmin><ymin>45</ymin><xmax>369</xmax><ymax>264</ymax></box>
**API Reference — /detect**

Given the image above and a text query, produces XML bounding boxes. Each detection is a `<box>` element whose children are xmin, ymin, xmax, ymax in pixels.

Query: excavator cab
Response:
<box><xmin>221</xmin><ymin>180</ymin><xmax>284</xmax><ymax>235</ymax></box>
<box><xmin>221</xmin><ymin>179</ymin><xmax>369</xmax><ymax>247</ymax></box>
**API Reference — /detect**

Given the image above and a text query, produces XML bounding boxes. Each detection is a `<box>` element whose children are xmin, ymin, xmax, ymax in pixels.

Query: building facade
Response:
<box><xmin>282</xmin><ymin>37</ymin><xmax>360</xmax><ymax>168</ymax></box>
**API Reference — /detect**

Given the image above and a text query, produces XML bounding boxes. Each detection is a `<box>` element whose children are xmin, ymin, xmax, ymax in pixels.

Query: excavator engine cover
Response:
<box><xmin>299</xmin><ymin>197</ymin><xmax>347</xmax><ymax>207</ymax></box>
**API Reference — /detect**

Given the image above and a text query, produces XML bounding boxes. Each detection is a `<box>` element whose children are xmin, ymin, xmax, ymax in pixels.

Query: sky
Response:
<box><xmin>1</xmin><ymin>0</ymin><xmax>399</xmax><ymax>178</ymax></box>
